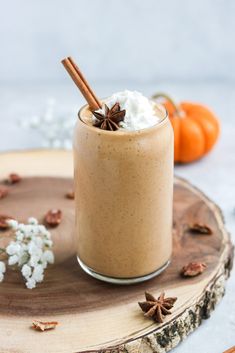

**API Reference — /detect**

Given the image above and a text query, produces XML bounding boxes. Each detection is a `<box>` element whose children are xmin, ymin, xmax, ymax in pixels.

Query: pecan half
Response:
<box><xmin>8</xmin><ymin>173</ymin><xmax>21</xmax><ymax>184</ymax></box>
<box><xmin>0</xmin><ymin>215</ymin><xmax>14</xmax><ymax>230</ymax></box>
<box><xmin>65</xmin><ymin>190</ymin><xmax>75</xmax><ymax>200</ymax></box>
<box><xmin>181</xmin><ymin>262</ymin><xmax>206</xmax><ymax>277</ymax></box>
<box><xmin>32</xmin><ymin>320</ymin><xmax>58</xmax><ymax>332</ymax></box>
<box><xmin>44</xmin><ymin>209</ymin><xmax>62</xmax><ymax>227</ymax></box>
<box><xmin>0</xmin><ymin>187</ymin><xmax>9</xmax><ymax>199</ymax></box>
<box><xmin>188</xmin><ymin>223</ymin><xmax>212</xmax><ymax>235</ymax></box>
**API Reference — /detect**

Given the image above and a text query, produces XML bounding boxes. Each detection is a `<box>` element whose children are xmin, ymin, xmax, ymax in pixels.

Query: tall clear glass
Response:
<box><xmin>73</xmin><ymin>102</ymin><xmax>174</xmax><ymax>284</ymax></box>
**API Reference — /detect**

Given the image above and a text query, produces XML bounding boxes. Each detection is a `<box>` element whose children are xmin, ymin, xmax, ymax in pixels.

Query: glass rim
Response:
<box><xmin>77</xmin><ymin>100</ymin><xmax>169</xmax><ymax>135</ymax></box>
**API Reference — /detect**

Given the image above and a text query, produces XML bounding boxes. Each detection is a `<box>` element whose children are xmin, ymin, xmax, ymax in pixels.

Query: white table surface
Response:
<box><xmin>0</xmin><ymin>81</ymin><xmax>235</xmax><ymax>353</ymax></box>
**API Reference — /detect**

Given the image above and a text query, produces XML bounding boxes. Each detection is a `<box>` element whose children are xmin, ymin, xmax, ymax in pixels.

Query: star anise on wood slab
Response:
<box><xmin>138</xmin><ymin>292</ymin><xmax>177</xmax><ymax>323</ymax></box>
<box><xmin>92</xmin><ymin>103</ymin><xmax>125</xmax><ymax>131</ymax></box>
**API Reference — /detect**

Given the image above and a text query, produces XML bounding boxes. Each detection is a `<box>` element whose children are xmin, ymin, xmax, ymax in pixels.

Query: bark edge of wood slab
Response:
<box><xmin>0</xmin><ymin>150</ymin><xmax>233</xmax><ymax>353</ymax></box>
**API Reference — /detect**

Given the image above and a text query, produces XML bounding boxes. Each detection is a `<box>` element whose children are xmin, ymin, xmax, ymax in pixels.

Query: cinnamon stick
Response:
<box><xmin>61</xmin><ymin>57</ymin><xmax>101</xmax><ymax>111</ymax></box>
<box><xmin>67</xmin><ymin>57</ymin><xmax>102</xmax><ymax>109</ymax></box>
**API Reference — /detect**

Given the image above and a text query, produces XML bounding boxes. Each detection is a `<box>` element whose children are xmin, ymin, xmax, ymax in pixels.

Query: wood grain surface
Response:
<box><xmin>0</xmin><ymin>150</ymin><xmax>233</xmax><ymax>353</ymax></box>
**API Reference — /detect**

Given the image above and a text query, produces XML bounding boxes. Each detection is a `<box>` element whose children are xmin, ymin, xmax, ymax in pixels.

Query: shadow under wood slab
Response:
<box><xmin>0</xmin><ymin>150</ymin><xmax>233</xmax><ymax>353</ymax></box>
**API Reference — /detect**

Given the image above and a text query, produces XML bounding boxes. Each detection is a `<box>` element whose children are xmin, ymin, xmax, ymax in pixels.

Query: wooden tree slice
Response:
<box><xmin>0</xmin><ymin>150</ymin><xmax>233</xmax><ymax>353</ymax></box>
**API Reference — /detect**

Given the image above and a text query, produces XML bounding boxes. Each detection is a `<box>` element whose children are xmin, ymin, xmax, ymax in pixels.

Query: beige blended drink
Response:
<box><xmin>74</xmin><ymin>90</ymin><xmax>174</xmax><ymax>283</ymax></box>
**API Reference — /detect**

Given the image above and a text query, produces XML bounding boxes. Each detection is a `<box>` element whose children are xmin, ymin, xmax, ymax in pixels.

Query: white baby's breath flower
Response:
<box><xmin>21</xmin><ymin>264</ymin><xmax>32</xmax><ymax>279</ymax></box>
<box><xmin>29</xmin><ymin>115</ymin><xmax>40</xmax><ymax>127</ymax></box>
<box><xmin>0</xmin><ymin>273</ymin><xmax>4</xmax><ymax>282</ymax></box>
<box><xmin>26</xmin><ymin>277</ymin><xmax>36</xmax><ymax>289</ymax></box>
<box><xmin>6</xmin><ymin>242</ymin><xmax>21</xmax><ymax>256</ymax></box>
<box><xmin>18</xmin><ymin>223</ymin><xmax>27</xmax><ymax>232</ymax></box>
<box><xmin>28</xmin><ymin>217</ymin><xmax>38</xmax><ymax>225</ymax></box>
<box><xmin>8</xmin><ymin>254</ymin><xmax>19</xmax><ymax>266</ymax></box>
<box><xmin>20</xmin><ymin>243</ymin><xmax>28</xmax><ymax>251</ymax></box>
<box><xmin>34</xmin><ymin>236</ymin><xmax>43</xmax><ymax>248</ymax></box>
<box><xmin>41</xmin><ymin>260</ymin><xmax>48</xmax><ymax>269</ymax></box>
<box><xmin>7</xmin><ymin>219</ymin><xmax>18</xmax><ymax>230</ymax></box>
<box><xmin>2</xmin><ymin>217</ymin><xmax>54</xmax><ymax>289</ymax></box>
<box><xmin>44</xmin><ymin>239</ymin><xmax>53</xmax><ymax>247</ymax></box>
<box><xmin>24</xmin><ymin>226</ymin><xmax>35</xmax><ymax>239</ymax></box>
<box><xmin>29</xmin><ymin>255</ymin><xmax>40</xmax><ymax>268</ymax></box>
<box><xmin>44</xmin><ymin>230</ymin><xmax>51</xmax><ymax>239</ymax></box>
<box><xmin>0</xmin><ymin>261</ymin><xmax>6</xmax><ymax>274</ymax></box>
<box><xmin>28</xmin><ymin>241</ymin><xmax>42</xmax><ymax>257</ymax></box>
<box><xmin>17</xmin><ymin>252</ymin><xmax>29</xmax><ymax>266</ymax></box>
<box><xmin>37</xmin><ymin>225</ymin><xmax>47</xmax><ymax>234</ymax></box>
<box><xmin>32</xmin><ymin>265</ymin><xmax>44</xmax><ymax>282</ymax></box>
<box><xmin>16</xmin><ymin>231</ymin><xmax>24</xmax><ymax>242</ymax></box>
<box><xmin>20</xmin><ymin>100</ymin><xmax>74</xmax><ymax>149</ymax></box>
<box><xmin>43</xmin><ymin>250</ymin><xmax>54</xmax><ymax>264</ymax></box>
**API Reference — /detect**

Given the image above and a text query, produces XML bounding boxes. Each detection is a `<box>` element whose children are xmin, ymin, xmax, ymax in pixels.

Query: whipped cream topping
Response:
<box><xmin>93</xmin><ymin>90</ymin><xmax>161</xmax><ymax>131</ymax></box>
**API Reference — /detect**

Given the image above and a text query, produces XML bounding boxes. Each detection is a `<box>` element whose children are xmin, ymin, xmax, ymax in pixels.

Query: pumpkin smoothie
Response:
<box><xmin>73</xmin><ymin>91</ymin><xmax>174</xmax><ymax>283</ymax></box>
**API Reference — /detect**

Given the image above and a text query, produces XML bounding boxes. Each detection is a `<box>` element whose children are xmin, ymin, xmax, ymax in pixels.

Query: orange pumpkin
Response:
<box><xmin>152</xmin><ymin>93</ymin><xmax>220</xmax><ymax>163</ymax></box>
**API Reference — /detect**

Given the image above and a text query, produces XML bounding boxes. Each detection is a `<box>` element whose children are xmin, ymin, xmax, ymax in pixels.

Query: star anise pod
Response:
<box><xmin>138</xmin><ymin>292</ymin><xmax>177</xmax><ymax>323</ymax></box>
<box><xmin>92</xmin><ymin>103</ymin><xmax>125</xmax><ymax>131</ymax></box>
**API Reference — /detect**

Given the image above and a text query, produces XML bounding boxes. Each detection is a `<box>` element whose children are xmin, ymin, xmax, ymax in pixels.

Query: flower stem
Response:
<box><xmin>152</xmin><ymin>92</ymin><xmax>184</xmax><ymax>117</ymax></box>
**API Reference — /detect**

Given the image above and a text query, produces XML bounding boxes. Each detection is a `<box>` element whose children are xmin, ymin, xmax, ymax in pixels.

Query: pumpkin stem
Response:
<box><xmin>152</xmin><ymin>92</ymin><xmax>184</xmax><ymax>117</ymax></box>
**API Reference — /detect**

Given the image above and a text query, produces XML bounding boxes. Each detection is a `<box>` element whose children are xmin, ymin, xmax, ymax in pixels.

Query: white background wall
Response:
<box><xmin>0</xmin><ymin>0</ymin><xmax>235</xmax><ymax>84</ymax></box>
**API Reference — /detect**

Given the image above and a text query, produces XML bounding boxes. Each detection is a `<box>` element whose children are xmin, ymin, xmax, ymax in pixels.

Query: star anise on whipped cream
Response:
<box><xmin>138</xmin><ymin>292</ymin><xmax>177</xmax><ymax>323</ymax></box>
<box><xmin>92</xmin><ymin>103</ymin><xmax>126</xmax><ymax>131</ymax></box>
